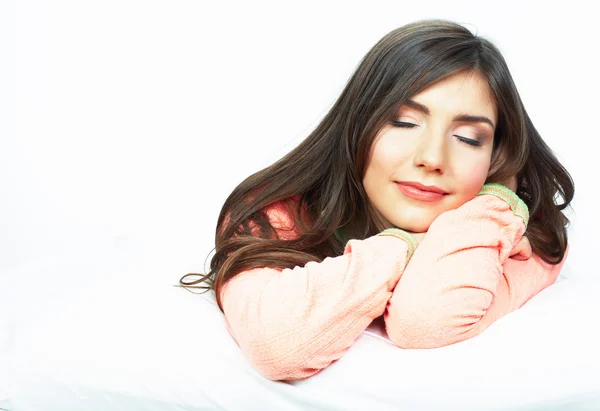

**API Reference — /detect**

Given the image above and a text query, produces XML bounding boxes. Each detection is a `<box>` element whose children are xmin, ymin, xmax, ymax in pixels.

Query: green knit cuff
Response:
<box><xmin>377</xmin><ymin>227</ymin><xmax>418</xmax><ymax>260</ymax></box>
<box><xmin>477</xmin><ymin>183</ymin><xmax>529</xmax><ymax>226</ymax></box>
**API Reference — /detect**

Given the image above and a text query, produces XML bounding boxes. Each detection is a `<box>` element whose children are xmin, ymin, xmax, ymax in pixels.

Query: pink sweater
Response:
<box><xmin>221</xmin><ymin>184</ymin><xmax>568</xmax><ymax>381</ymax></box>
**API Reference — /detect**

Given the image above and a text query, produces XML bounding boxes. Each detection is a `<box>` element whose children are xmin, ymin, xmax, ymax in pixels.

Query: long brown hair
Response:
<box><xmin>181</xmin><ymin>19</ymin><xmax>574</xmax><ymax>310</ymax></box>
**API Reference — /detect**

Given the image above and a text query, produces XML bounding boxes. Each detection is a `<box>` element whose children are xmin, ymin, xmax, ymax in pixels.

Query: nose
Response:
<box><xmin>413</xmin><ymin>132</ymin><xmax>446</xmax><ymax>174</ymax></box>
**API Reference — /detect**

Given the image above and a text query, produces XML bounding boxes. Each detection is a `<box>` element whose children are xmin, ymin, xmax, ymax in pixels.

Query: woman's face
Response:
<box><xmin>362</xmin><ymin>70</ymin><xmax>497</xmax><ymax>233</ymax></box>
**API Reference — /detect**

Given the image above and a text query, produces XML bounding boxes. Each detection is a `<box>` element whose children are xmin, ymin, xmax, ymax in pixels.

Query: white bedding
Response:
<box><xmin>1</xmin><ymin>234</ymin><xmax>599</xmax><ymax>411</ymax></box>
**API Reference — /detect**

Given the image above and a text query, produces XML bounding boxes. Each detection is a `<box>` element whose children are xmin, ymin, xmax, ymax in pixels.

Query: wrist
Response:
<box><xmin>477</xmin><ymin>183</ymin><xmax>529</xmax><ymax>226</ymax></box>
<box><xmin>377</xmin><ymin>227</ymin><xmax>418</xmax><ymax>260</ymax></box>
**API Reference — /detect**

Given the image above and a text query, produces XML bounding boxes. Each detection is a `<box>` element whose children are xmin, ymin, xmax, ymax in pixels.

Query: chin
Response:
<box><xmin>392</xmin><ymin>213</ymin><xmax>438</xmax><ymax>233</ymax></box>
<box><xmin>398</xmin><ymin>203</ymin><xmax>455</xmax><ymax>232</ymax></box>
<box><xmin>393</xmin><ymin>221</ymin><xmax>432</xmax><ymax>234</ymax></box>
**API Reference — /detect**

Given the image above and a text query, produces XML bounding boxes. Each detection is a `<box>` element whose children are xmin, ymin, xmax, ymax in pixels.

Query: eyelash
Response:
<box><xmin>390</xmin><ymin>120</ymin><xmax>482</xmax><ymax>147</ymax></box>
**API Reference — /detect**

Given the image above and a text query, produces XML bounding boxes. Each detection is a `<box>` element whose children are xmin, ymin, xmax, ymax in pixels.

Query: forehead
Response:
<box><xmin>407</xmin><ymin>71</ymin><xmax>497</xmax><ymax>123</ymax></box>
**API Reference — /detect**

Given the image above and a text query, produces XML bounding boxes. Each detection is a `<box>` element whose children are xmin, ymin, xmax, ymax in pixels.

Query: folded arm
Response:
<box><xmin>385</xmin><ymin>184</ymin><xmax>567</xmax><ymax>348</ymax></box>
<box><xmin>221</xmin><ymin>202</ymin><xmax>416</xmax><ymax>381</ymax></box>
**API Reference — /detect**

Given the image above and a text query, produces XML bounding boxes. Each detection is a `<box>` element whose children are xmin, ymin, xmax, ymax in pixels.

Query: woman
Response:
<box><xmin>182</xmin><ymin>18</ymin><xmax>573</xmax><ymax>381</ymax></box>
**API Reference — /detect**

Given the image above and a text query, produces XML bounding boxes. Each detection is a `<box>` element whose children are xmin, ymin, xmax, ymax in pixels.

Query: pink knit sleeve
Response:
<box><xmin>385</xmin><ymin>187</ymin><xmax>567</xmax><ymax>348</ymax></box>
<box><xmin>495</xmin><ymin>245</ymin><xmax>568</xmax><ymax>313</ymax></box>
<box><xmin>220</xmin><ymin>200</ymin><xmax>415</xmax><ymax>381</ymax></box>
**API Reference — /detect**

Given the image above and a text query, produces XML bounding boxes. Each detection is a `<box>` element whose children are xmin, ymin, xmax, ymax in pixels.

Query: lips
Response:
<box><xmin>395</xmin><ymin>181</ymin><xmax>449</xmax><ymax>202</ymax></box>
<box><xmin>396</xmin><ymin>181</ymin><xmax>448</xmax><ymax>194</ymax></box>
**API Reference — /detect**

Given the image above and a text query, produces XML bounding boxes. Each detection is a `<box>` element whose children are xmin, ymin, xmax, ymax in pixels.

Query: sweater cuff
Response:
<box><xmin>477</xmin><ymin>183</ymin><xmax>529</xmax><ymax>226</ymax></box>
<box><xmin>377</xmin><ymin>228</ymin><xmax>418</xmax><ymax>260</ymax></box>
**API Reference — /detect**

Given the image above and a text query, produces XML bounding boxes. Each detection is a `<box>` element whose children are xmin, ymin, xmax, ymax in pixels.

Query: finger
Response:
<box><xmin>509</xmin><ymin>237</ymin><xmax>532</xmax><ymax>260</ymax></box>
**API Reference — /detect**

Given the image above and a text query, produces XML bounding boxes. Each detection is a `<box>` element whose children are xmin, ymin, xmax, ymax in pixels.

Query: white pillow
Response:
<box><xmin>1</xmin><ymin>236</ymin><xmax>599</xmax><ymax>411</ymax></box>
<box><xmin>293</xmin><ymin>277</ymin><xmax>600</xmax><ymax>410</ymax></box>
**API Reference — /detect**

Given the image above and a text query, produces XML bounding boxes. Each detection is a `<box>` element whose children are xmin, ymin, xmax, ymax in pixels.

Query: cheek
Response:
<box><xmin>367</xmin><ymin>134</ymin><xmax>409</xmax><ymax>175</ymax></box>
<box><xmin>363</xmin><ymin>133</ymin><xmax>408</xmax><ymax>206</ymax></box>
<box><xmin>454</xmin><ymin>158</ymin><xmax>491</xmax><ymax>194</ymax></box>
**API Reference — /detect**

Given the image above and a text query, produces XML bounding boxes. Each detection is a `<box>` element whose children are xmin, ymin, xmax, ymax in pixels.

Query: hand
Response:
<box><xmin>509</xmin><ymin>235</ymin><xmax>532</xmax><ymax>261</ymax></box>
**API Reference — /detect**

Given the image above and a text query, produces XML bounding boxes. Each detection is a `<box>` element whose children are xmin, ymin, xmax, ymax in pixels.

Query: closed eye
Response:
<box><xmin>391</xmin><ymin>120</ymin><xmax>417</xmax><ymax>128</ymax></box>
<box><xmin>454</xmin><ymin>135</ymin><xmax>481</xmax><ymax>147</ymax></box>
<box><xmin>391</xmin><ymin>120</ymin><xmax>481</xmax><ymax>147</ymax></box>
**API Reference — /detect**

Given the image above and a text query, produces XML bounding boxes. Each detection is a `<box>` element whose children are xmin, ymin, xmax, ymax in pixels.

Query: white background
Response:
<box><xmin>2</xmin><ymin>0</ymin><xmax>598</xmax><ymax>280</ymax></box>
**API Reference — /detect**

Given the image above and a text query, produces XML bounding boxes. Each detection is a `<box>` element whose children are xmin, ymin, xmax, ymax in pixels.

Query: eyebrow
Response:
<box><xmin>403</xmin><ymin>99</ymin><xmax>496</xmax><ymax>129</ymax></box>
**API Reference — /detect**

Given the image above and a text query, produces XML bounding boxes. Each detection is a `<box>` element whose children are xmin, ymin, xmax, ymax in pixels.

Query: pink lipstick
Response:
<box><xmin>396</xmin><ymin>181</ymin><xmax>448</xmax><ymax>202</ymax></box>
